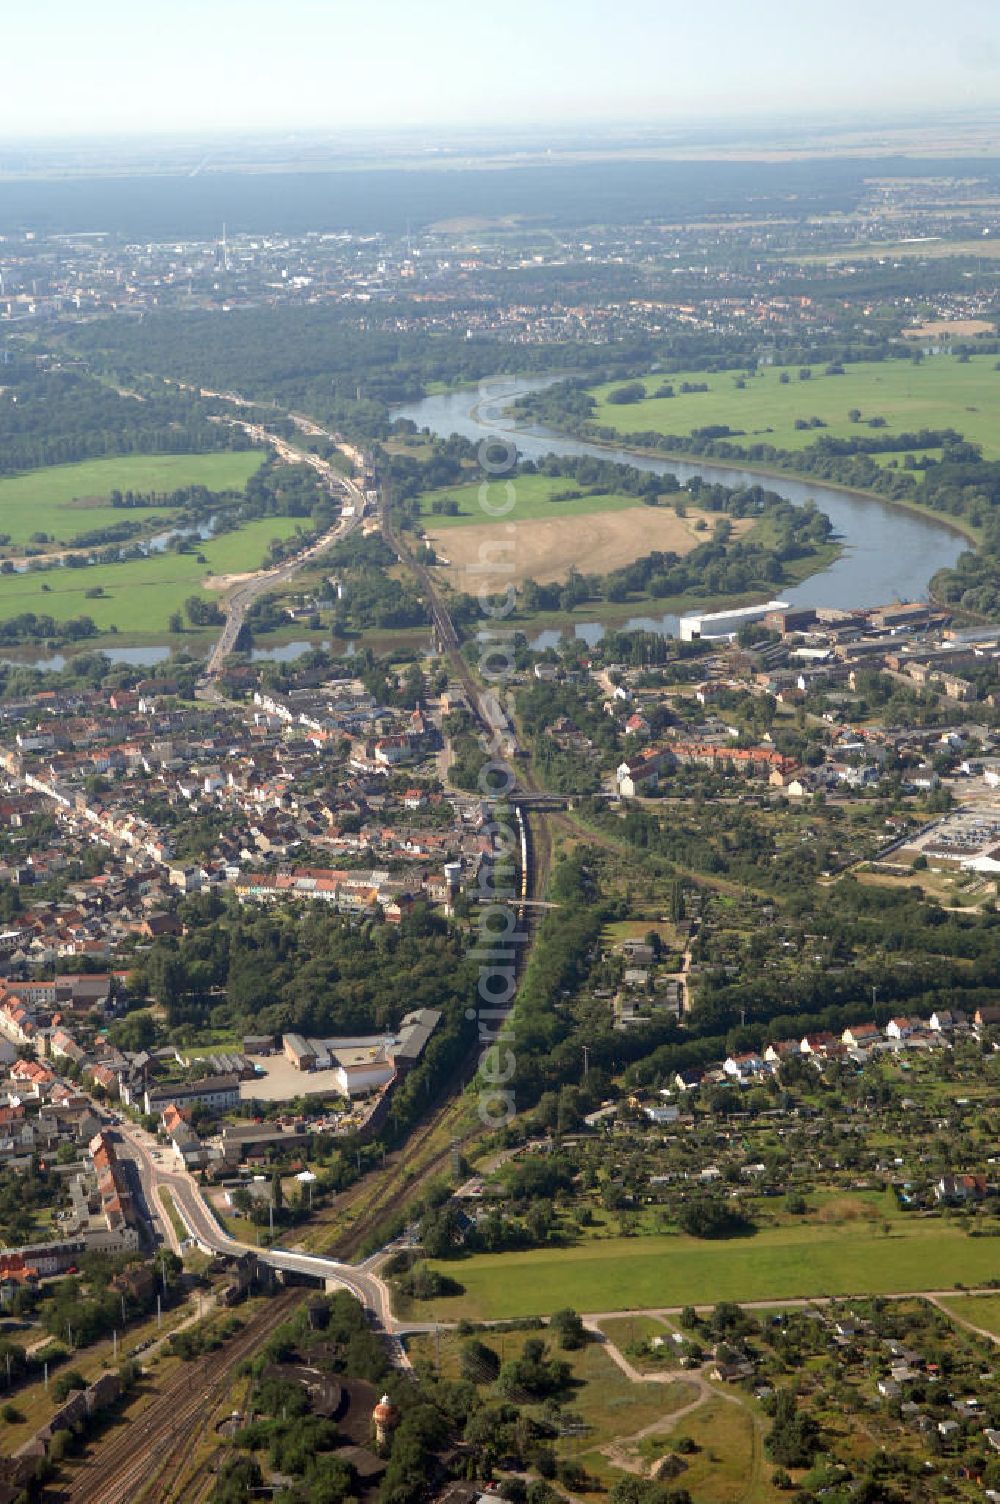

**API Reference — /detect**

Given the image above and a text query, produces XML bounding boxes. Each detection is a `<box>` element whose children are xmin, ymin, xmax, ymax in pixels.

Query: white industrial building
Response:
<box><xmin>678</xmin><ymin>600</ymin><xmax>789</xmax><ymax>642</ymax></box>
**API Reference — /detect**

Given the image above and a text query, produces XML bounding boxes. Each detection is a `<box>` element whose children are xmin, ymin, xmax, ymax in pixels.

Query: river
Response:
<box><xmin>0</xmin><ymin>646</ymin><xmax>173</xmax><ymax>673</ymax></box>
<box><xmin>393</xmin><ymin>379</ymin><xmax>969</xmax><ymax>646</ymax></box>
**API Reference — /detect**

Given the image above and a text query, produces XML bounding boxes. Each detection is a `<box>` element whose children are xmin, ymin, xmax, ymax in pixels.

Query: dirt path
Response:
<box><xmin>578</xmin><ymin>1288</ymin><xmax>1000</xmax><ymax>1321</ymax></box>
<box><xmin>588</xmin><ymin>1319</ymin><xmax>708</xmax><ymax>1476</ymax></box>
<box><xmin>586</xmin><ymin>1320</ymin><xmax>680</xmax><ymax>1387</ymax></box>
<box><xmin>575</xmin><ymin>1291</ymin><xmax>1000</xmax><ymax>1498</ymax></box>
<box><xmin>203</xmin><ymin>569</ymin><xmax>256</xmax><ymax>591</ymax></box>
<box><xmin>664</xmin><ymin>937</ymin><xmax>694</xmax><ymax>1014</ymax></box>
<box><xmin>586</xmin><ymin>1317</ymin><xmax>764</xmax><ymax>1486</ymax></box>
<box><xmin>742</xmin><ymin>1395</ymin><xmax>766</xmax><ymax>1504</ymax></box>
<box><xmin>927</xmin><ymin>1294</ymin><xmax>1000</xmax><ymax>1345</ymax></box>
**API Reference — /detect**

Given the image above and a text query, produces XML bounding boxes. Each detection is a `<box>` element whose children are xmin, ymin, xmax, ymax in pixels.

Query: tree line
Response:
<box><xmin>0</xmin><ymin>357</ymin><xmax>248</xmax><ymax>476</ymax></box>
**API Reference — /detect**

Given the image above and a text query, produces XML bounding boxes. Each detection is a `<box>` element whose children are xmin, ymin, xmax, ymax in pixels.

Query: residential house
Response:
<box><xmin>723</xmin><ymin>1052</ymin><xmax>765</xmax><ymax>1081</ymax></box>
<box><xmin>936</xmin><ymin>1173</ymin><xmax>988</xmax><ymax>1204</ymax></box>
<box><xmin>842</xmin><ymin>1022</ymin><xmax>881</xmax><ymax>1050</ymax></box>
<box><xmin>800</xmin><ymin>1032</ymin><xmax>837</xmax><ymax>1056</ymax></box>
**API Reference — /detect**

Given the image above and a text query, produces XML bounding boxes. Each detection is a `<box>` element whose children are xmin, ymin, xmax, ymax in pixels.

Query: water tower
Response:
<box><xmin>373</xmin><ymin>1394</ymin><xmax>400</xmax><ymax>1452</ymax></box>
<box><xmin>443</xmin><ymin>861</ymin><xmax>462</xmax><ymax>914</ymax></box>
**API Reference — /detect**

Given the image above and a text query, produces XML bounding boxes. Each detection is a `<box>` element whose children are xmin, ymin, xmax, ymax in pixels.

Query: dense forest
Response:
<box><xmin>67</xmin><ymin>311</ymin><xmax>623</xmax><ymax>443</ymax></box>
<box><xmin>129</xmin><ymin>896</ymin><xmax>476</xmax><ymax>1145</ymax></box>
<box><xmin>6</xmin><ymin>153</ymin><xmax>1000</xmax><ymax>237</ymax></box>
<box><xmin>0</xmin><ymin>356</ymin><xmax>248</xmax><ymax>475</ymax></box>
<box><xmin>65</xmin><ymin>307</ymin><xmax>923</xmax><ymax>452</ymax></box>
<box><xmin>932</xmin><ymin>520</ymin><xmax>1000</xmax><ymax>617</ymax></box>
<box><xmin>326</xmin><ymin>531</ymin><xmax>429</xmax><ymax>632</ymax></box>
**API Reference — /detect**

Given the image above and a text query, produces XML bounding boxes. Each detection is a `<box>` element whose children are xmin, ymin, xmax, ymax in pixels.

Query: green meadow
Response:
<box><xmin>415</xmin><ymin>471</ymin><xmax>649</xmax><ymax>527</ymax></box>
<box><xmin>425</xmin><ymin>1219</ymin><xmax>1000</xmax><ymax>1319</ymax></box>
<box><xmin>936</xmin><ymin>1293</ymin><xmax>1000</xmax><ymax>1336</ymax></box>
<box><xmin>585</xmin><ymin>353</ymin><xmax>1000</xmax><ymax>459</ymax></box>
<box><xmin>0</xmin><ymin>517</ymin><xmax>304</xmax><ymax>634</ymax></box>
<box><xmin>0</xmin><ymin>452</ymin><xmax>263</xmax><ymax>550</ymax></box>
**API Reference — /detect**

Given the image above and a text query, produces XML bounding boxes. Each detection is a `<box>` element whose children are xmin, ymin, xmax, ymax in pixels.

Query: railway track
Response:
<box><xmin>63</xmin><ymin>1289</ymin><xmax>300</xmax><ymax>1504</ymax></box>
<box><xmin>313</xmin><ymin>989</ymin><xmax>512</xmax><ymax>1262</ymax></box>
<box><xmin>284</xmin><ymin>474</ymin><xmax>555</xmax><ymax>1263</ymax></box>
<box><xmin>200</xmin><ymin>422</ymin><xmax>363</xmax><ymax>691</ymax></box>
<box><xmin>47</xmin><ymin>411</ymin><xmax>561</xmax><ymax>1503</ymax></box>
<box><xmin>379</xmin><ymin>472</ymin><xmax>551</xmax><ymax>893</ymax></box>
<box><xmin>381</xmin><ymin>483</ymin><xmax>499</xmax><ymax>739</ymax></box>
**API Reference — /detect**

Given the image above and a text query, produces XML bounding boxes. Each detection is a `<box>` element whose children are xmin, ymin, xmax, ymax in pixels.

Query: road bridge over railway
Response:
<box><xmin>116</xmin><ymin>1117</ymin><xmax>398</xmax><ymax>1336</ymax></box>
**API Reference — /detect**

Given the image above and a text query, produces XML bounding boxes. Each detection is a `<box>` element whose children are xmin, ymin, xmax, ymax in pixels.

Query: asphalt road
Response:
<box><xmin>115</xmin><ymin>1118</ymin><xmax>396</xmax><ymax>1332</ymax></box>
<box><xmin>200</xmin><ymin>418</ymin><xmax>367</xmax><ymax>691</ymax></box>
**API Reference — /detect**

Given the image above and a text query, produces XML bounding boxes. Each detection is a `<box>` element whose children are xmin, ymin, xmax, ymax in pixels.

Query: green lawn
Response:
<box><xmin>586</xmin><ymin>353</ymin><xmax>1000</xmax><ymax>459</ymax></box>
<box><xmin>647</xmin><ymin>1397</ymin><xmax>778</xmax><ymax>1504</ymax></box>
<box><xmin>0</xmin><ymin>452</ymin><xmax>264</xmax><ymax>550</ymax></box>
<box><xmin>158</xmin><ymin>1188</ymin><xmax>189</xmax><ymax>1246</ymax></box>
<box><xmin>868</xmin><ymin>449</ymin><xmax>942</xmax><ymax>476</ymax></box>
<box><xmin>425</xmin><ymin>1220</ymin><xmax>1000</xmax><ymax>1319</ymax></box>
<box><xmin>558</xmin><ymin>1340</ymin><xmax>693</xmax><ymax>1449</ymax></box>
<box><xmin>595</xmin><ymin>1315</ymin><xmax>679</xmax><ymax>1370</ymax></box>
<box><xmin>214</xmin><ymin>1210</ymin><xmax>259</xmax><ymax>1245</ymax></box>
<box><xmin>936</xmin><ymin>1293</ymin><xmax>1000</xmax><ymax>1336</ymax></box>
<box><xmin>416</xmin><ymin>472</ymin><xmax>653</xmax><ymax>528</ymax></box>
<box><xmin>0</xmin><ymin>517</ymin><xmax>304</xmax><ymax>633</ymax></box>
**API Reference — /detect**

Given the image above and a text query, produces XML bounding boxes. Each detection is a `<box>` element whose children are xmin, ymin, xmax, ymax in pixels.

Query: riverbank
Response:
<box><xmin>447</xmin><ymin>378</ymin><xmax>978</xmax><ymax>548</ymax></box>
<box><xmin>462</xmin><ymin>535</ymin><xmax>844</xmax><ymax>644</ymax></box>
<box><xmin>409</xmin><ymin>382</ymin><xmax>980</xmax><ymax>553</ymax></box>
<box><xmin>501</xmin><ymin>405</ymin><xmax>982</xmax><ymax>552</ymax></box>
<box><xmin>0</xmin><ymin>621</ymin><xmax>432</xmax><ymax>677</ymax></box>
<box><xmin>397</xmin><ymin>381</ymin><xmax>970</xmax><ymax>626</ymax></box>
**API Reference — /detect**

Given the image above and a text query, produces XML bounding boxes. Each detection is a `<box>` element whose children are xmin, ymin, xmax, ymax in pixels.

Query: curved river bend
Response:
<box><xmin>393</xmin><ymin>380</ymin><xmax>969</xmax><ymax>644</ymax></box>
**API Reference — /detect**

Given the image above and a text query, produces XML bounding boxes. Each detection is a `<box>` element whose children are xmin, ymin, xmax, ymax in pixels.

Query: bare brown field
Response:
<box><xmin>903</xmin><ymin>318</ymin><xmax>996</xmax><ymax>338</ymax></box>
<box><xmin>427</xmin><ymin>506</ymin><xmax>751</xmax><ymax>586</ymax></box>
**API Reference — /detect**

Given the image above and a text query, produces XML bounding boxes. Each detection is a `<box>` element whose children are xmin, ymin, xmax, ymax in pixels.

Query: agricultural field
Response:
<box><xmin>427</xmin><ymin>501</ymin><xmax>752</xmax><ymax>587</ymax></box>
<box><xmin>417</xmin><ymin>472</ymin><xmax>660</xmax><ymax>526</ymax></box>
<box><xmin>0</xmin><ymin>516</ymin><xmax>304</xmax><ymax>634</ymax></box>
<box><xmin>799</xmin><ymin>240</ymin><xmax>1000</xmax><ymax>263</ymax></box>
<box><xmin>0</xmin><ymin>452</ymin><xmax>263</xmax><ymax>552</ymax></box>
<box><xmin>424</xmin><ymin>1218</ymin><xmax>1000</xmax><ymax>1321</ymax></box>
<box><xmin>585</xmin><ymin>353</ymin><xmax>1000</xmax><ymax>458</ymax></box>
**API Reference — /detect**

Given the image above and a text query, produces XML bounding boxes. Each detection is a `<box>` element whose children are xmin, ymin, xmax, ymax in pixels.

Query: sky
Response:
<box><xmin>5</xmin><ymin>0</ymin><xmax>1000</xmax><ymax>140</ymax></box>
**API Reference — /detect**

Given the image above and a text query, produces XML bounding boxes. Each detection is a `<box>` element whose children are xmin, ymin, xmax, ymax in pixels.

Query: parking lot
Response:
<box><xmin>239</xmin><ymin>1052</ymin><xmax>348</xmax><ymax>1103</ymax></box>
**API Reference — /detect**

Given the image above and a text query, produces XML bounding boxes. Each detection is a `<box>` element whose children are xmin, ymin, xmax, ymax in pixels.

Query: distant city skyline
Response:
<box><xmin>5</xmin><ymin>0</ymin><xmax>1000</xmax><ymax>141</ymax></box>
